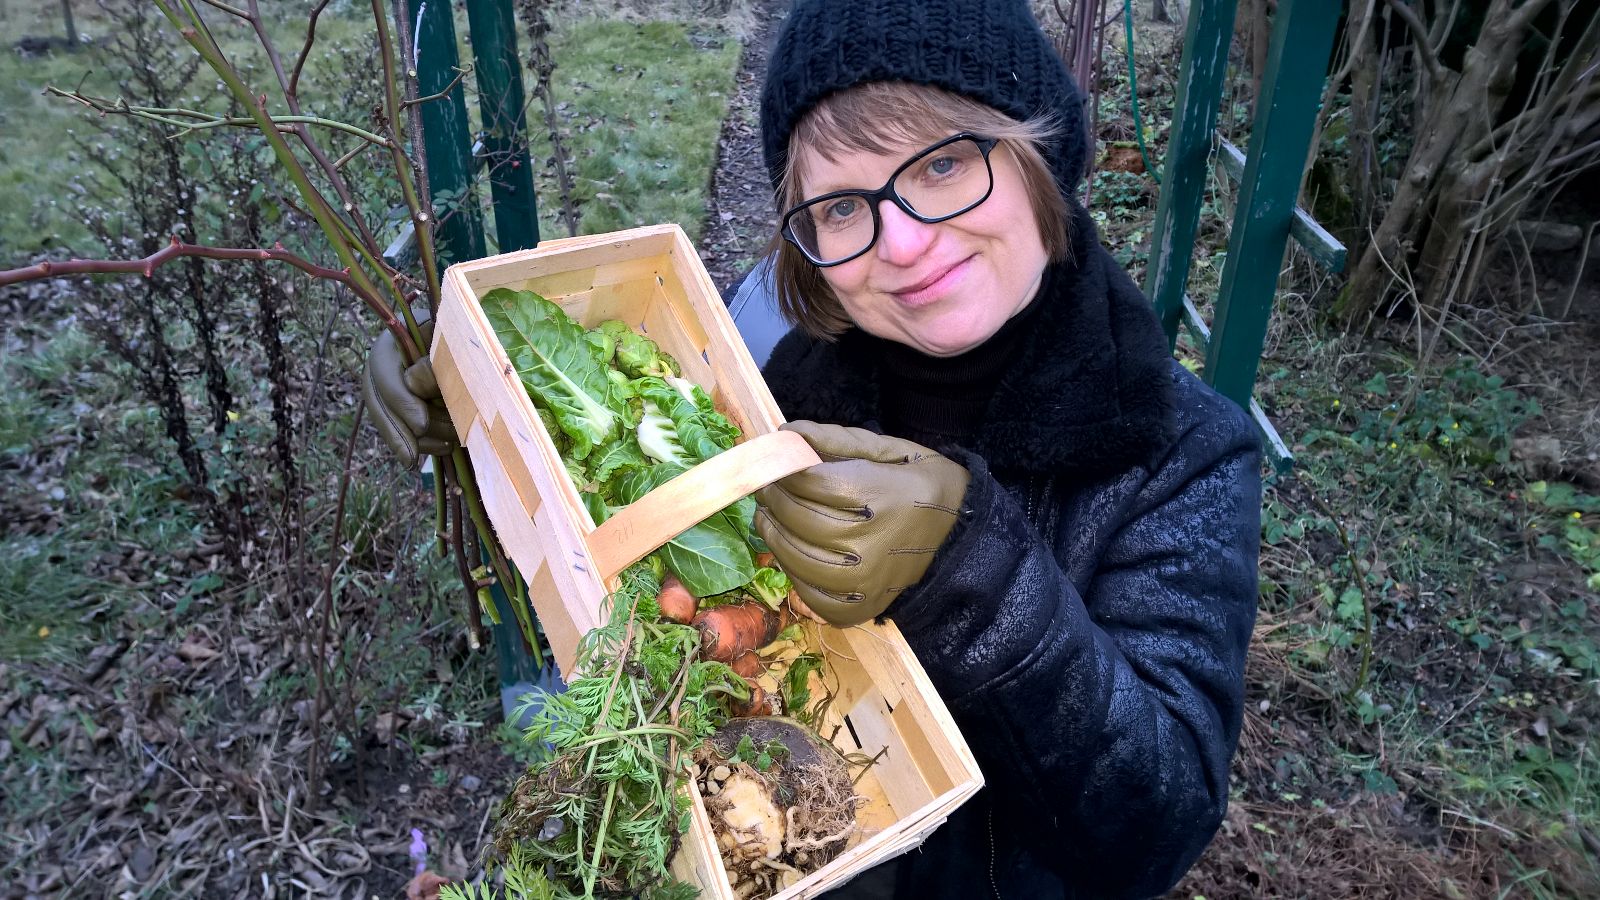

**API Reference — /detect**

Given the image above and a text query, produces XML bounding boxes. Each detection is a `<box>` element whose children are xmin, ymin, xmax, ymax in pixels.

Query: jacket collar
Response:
<box><xmin>763</xmin><ymin>203</ymin><xmax>1178</xmax><ymax>480</ymax></box>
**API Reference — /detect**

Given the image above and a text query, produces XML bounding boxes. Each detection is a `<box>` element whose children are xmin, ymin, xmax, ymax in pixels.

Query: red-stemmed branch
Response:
<box><xmin>0</xmin><ymin>237</ymin><xmax>413</xmax><ymax>349</ymax></box>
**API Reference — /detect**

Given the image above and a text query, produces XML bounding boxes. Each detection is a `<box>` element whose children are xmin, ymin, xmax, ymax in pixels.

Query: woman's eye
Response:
<box><xmin>824</xmin><ymin>198</ymin><xmax>860</xmax><ymax>221</ymax></box>
<box><xmin>927</xmin><ymin>155</ymin><xmax>957</xmax><ymax>176</ymax></box>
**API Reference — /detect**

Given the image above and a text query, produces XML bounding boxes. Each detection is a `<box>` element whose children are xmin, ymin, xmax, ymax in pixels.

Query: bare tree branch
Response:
<box><xmin>403</xmin><ymin>67</ymin><xmax>471</xmax><ymax>109</ymax></box>
<box><xmin>290</xmin><ymin>0</ymin><xmax>334</xmax><ymax>100</ymax></box>
<box><xmin>236</xmin><ymin>0</ymin><xmax>395</xmax><ymax>279</ymax></box>
<box><xmin>195</xmin><ymin>0</ymin><xmax>249</xmax><ymax>18</ymax></box>
<box><xmin>45</xmin><ymin>85</ymin><xmax>393</xmax><ymax>142</ymax></box>
<box><xmin>1382</xmin><ymin>0</ymin><xmax>1444</xmax><ymax>81</ymax></box>
<box><xmin>4</xmin><ymin>237</ymin><xmax>353</xmax><ymax>295</ymax></box>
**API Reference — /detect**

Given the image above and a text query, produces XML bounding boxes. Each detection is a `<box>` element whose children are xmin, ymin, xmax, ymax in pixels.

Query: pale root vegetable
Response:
<box><xmin>697</xmin><ymin>717</ymin><xmax>859</xmax><ymax>899</ymax></box>
<box><xmin>657</xmin><ymin>574</ymin><xmax>698</xmax><ymax>624</ymax></box>
<box><xmin>692</xmin><ymin>601</ymin><xmax>779</xmax><ymax>662</ymax></box>
<box><xmin>716</xmin><ymin>769</ymin><xmax>785</xmax><ymax>860</ymax></box>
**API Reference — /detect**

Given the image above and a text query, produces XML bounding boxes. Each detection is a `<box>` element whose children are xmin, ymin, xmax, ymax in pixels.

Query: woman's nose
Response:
<box><xmin>875</xmin><ymin>200</ymin><xmax>936</xmax><ymax>264</ymax></box>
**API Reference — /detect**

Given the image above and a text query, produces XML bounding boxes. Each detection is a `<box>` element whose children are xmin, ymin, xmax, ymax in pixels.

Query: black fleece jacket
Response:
<box><xmin>759</xmin><ymin>205</ymin><xmax>1262</xmax><ymax>899</ymax></box>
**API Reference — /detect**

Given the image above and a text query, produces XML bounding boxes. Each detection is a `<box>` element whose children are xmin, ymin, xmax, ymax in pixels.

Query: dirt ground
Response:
<box><xmin>698</xmin><ymin>0</ymin><xmax>786</xmax><ymax>295</ymax></box>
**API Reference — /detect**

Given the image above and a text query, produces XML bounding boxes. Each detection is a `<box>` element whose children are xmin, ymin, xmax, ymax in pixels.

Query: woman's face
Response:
<box><xmin>795</xmin><ymin>136</ymin><xmax>1049</xmax><ymax>357</ymax></box>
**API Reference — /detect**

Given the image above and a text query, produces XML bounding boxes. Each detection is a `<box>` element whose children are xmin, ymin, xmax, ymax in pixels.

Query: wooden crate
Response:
<box><xmin>431</xmin><ymin>224</ymin><xmax>983</xmax><ymax>899</ymax></box>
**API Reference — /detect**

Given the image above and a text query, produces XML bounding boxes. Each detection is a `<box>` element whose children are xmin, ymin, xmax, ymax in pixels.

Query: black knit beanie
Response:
<box><xmin>760</xmin><ymin>0</ymin><xmax>1088</xmax><ymax>199</ymax></box>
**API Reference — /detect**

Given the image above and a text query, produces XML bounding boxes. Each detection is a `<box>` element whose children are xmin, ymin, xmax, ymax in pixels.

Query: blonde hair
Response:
<box><xmin>771</xmin><ymin>81</ymin><xmax>1070</xmax><ymax>339</ymax></box>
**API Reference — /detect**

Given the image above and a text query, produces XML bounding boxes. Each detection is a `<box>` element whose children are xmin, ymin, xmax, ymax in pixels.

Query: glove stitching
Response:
<box><xmin>912</xmin><ymin>501</ymin><xmax>962</xmax><ymax>515</ymax></box>
<box><xmin>796</xmin><ymin>499</ymin><xmax>871</xmax><ymax>524</ymax></box>
<box><xmin>887</xmin><ymin>547</ymin><xmax>939</xmax><ymax>555</ymax></box>
<box><xmin>366</xmin><ymin>375</ymin><xmax>418</xmax><ymax>464</ymax></box>
<box><xmin>756</xmin><ymin>509</ymin><xmax>850</xmax><ymax>568</ymax></box>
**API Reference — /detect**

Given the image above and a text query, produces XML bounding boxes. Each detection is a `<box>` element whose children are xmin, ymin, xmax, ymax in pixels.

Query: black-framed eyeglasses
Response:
<box><xmin>780</xmin><ymin>133</ymin><xmax>1000</xmax><ymax>267</ymax></box>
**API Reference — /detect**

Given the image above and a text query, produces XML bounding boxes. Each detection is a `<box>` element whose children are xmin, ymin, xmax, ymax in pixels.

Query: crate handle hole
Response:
<box><xmin>842</xmin><ymin>715</ymin><xmax>863</xmax><ymax>750</ymax></box>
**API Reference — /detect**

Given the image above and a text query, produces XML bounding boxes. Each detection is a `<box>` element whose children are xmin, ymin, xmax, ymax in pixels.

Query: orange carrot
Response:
<box><xmin>657</xmin><ymin>574</ymin><xmax>697</xmax><ymax>624</ymax></box>
<box><xmin>730</xmin><ymin>678</ymin><xmax>769</xmax><ymax>717</ymax></box>
<box><xmin>730</xmin><ymin>649</ymin><xmax>764</xmax><ymax>679</ymax></box>
<box><xmin>692</xmin><ymin>601</ymin><xmax>778</xmax><ymax>662</ymax></box>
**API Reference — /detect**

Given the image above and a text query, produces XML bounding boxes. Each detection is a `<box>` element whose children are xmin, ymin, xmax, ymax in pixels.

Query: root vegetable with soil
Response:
<box><xmin>696</xmin><ymin>718</ymin><xmax>859</xmax><ymax>899</ymax></box>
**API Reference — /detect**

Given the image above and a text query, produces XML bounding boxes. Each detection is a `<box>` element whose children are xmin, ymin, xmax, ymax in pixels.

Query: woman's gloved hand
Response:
<box><xmin>362</xmin><ymin>316</ymin><xmax>458</xmax><ymax>467</ymax></box>
<box><xmin>754</xmin><ymin>421</ymin><xmax>970</xmax><ymax>626</ymax></box>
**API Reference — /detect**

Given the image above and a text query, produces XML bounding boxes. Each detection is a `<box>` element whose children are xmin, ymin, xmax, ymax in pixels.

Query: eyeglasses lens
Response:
<box><xmin>787</xmin><ymin>138</ymin><xmax>991</xmax><ymax>265</ymax></box>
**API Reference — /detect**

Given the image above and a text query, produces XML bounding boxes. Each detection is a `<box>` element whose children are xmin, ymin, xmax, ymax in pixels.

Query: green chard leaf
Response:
<box><xmin>634</xmin><ymin>377</ymin><xmax>732</xmax><ymax>464</ymax></box>
<box><xmin>484</xmin><ymin>288</ymin><xmax>625</xmax><ymax>460</ymax></box>
<box><xmin>749</xmin><ymin>567</ymin><xmax>792</xmax><ymax>609</ymax></box>
<box><xmin>617</xmin><ymin>463</ymin><xmax>754</xmax><ymax>597</ymax></box>
<box><xmin>599</xmin><ymin>319</ymin><xmax>681</xmax><ymax>378</ymax></box>
<box><xmin>587</xmin><ymin>436</ymin><xmax>649</xmax><ymax>486</ymax></box>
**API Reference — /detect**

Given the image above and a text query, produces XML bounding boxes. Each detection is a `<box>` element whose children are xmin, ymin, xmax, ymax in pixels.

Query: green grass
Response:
<box><xmin>529</xmin><ymin>20</ymin><xmax>740</xmax><ymax>245</ymax></box>
<box><xmin>0</xmin><ymin>47</ymin><xmax>116</xmax><ymax>252</ymax></box>
<box><xmin>0</xmin><ymin>7</ymin><xmax>374</xmax><ymax>256</ymax></box>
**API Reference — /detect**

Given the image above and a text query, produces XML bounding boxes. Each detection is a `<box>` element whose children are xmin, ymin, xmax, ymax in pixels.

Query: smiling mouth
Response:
<box><xmin>890</xmin><ymin>256</ymin><xmax>973</xmax><ymax>301</ymax></box>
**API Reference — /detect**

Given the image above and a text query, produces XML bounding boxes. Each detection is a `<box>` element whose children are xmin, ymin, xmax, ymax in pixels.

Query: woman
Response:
<box><xmin>368</xmin><ymin>1</ymin><xmax>1261</xmax><ymax>896</ymax></box>
<box><xmin>746</xmin><ymin>1</ymin><xmax>1261</xmax><ymax>897</ymax></box>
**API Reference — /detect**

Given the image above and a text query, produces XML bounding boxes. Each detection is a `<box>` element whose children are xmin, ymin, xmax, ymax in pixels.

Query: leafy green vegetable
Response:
<box><xmin>617</xmin><ymin>463</ymin><xmax>754</xmax><ymax>597</ymax></box>
<box><xmin>749</xmin><ymin>567</ymin><xmax>792</xmax><ymax>609</ymax></box>
<box><xmin>491</xmin><ymin>563</ymin><xmax>741</xmax><ymax>900</ymax></box>
<box><xmin>485</xmin><ymin>288</ymin><xmax>627</xmax><ymax>461</ymax></box>
<box><xmin>484</xmin><ymin>294</ymin><xmax>829</xmax><ymax>898</ymax></box>
<box><xmin>783</xmin><ymin>654</ymin><xmax>827</xmax><ymax>724</ymax></box>
<box><xmin>600</xmin><ymin>319</ymin><xmax>681</xmax><ymax>379</ymax></box>
<box><xmin>634</xmin><ymin>376</ymin><xmax>733</xmax><ymax>466</ymax></box>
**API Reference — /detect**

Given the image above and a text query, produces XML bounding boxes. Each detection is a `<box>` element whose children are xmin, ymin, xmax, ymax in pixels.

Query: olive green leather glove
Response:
<box><xmin>754</xmin><ymin>421</ymin><xmax>971</xmax><ymax>626</ymax></box>
<box><xmin>361</xmin><ymin>316</ymin><xmax>458</xmax><ymax>467</ymax></box>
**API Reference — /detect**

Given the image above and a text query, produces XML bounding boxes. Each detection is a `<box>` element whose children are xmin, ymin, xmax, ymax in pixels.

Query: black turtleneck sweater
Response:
<box><xmin>868</xmin><ymin>280</ymin><xmax>1050</xmax><ymax>451</ymax></box>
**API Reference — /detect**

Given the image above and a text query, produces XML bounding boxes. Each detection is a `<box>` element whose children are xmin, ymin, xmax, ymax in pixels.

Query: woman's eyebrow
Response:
<box><xmin>805</xmin><ymin>176</ymin><xmax>860</xmax><ymax>195</ymax></box>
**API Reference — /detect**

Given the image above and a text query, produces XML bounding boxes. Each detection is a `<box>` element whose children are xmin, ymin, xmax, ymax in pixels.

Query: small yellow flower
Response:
<box><xmin>1388</xmin><ymin>441</ymin><xmax>1398</xmax><ymax>450</ymax></box>
<box><xmin>227</xmin><ymin>410</ymin><xmax>241</xmax><ymax>423</ymax></box>
<box><xmin>1451</xmin><ymin>422</ymin><xmax>1460</xmax><ymax>430</ymax></box>
<box><xmin>1486</xmin><ymin>479</ymin><xmax>1496</xmax><ymax>487</ymax></box>
<box><xmin>1572</xmin><ymin>511</ymin><xmax>1583</xmax><ymax>520</ymax></box>
<box><xmin>37</xmin><ymin>626</ymin><xmax>50</xmax><ymax>639</ymax></box>
<box><xmin>1331</xmin><ymin>399</ymin><xmax>1341</xmax><ymax>408</ymax></box>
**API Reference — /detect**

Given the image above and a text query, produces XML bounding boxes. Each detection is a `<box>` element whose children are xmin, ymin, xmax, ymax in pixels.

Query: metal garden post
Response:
<box><xmin>1203</xmin><ymin>0</ymin><xmax>1340</xmax><ymax>407</ymax></box>
<box><xmin>465</xmin><ymin>0</ymin><xmax>541</xmax><ymax>251</ymax></box>
<box><xmin>405</xmin><ymin>0</ymin><xmax>487</xmax><ymax>264</ymax></box>
<box><xmin>402</xmin><ymin>2</ymin><xmax>553</xmax><ymax>707</ymax></box>
<box><xmin>1144</xmin><ymin>0</ymin><xmax>1239</xmax><ymax>349</ymax></box>
<box><xmin>459</xmin><ymin>1</ymin><xmax>554</xmax><ymax>707</ymax></box>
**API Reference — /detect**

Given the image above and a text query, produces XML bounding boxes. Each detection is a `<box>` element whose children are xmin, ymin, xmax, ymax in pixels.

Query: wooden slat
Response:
<box><xmin>671</xmin><ymin>786</ymin><xmax>735</xmax><ymax>900</ymax></box>
<box><xmin>843</xmin><ymin>621</ymin><xmax>981</xmax><ymax>785</ymax></box>
<box><xmin>665</xmin><ymin>228</ymin><xmax>788</xmax><ymax>434</ymax></box>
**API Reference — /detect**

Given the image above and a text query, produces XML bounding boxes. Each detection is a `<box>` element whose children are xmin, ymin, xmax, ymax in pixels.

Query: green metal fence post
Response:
<box><xmin>465</xmin><ymin>0</ymin><xmax>541</xmax><ymax>251</ymax></box>
<box><xmin>1143</xmin><ymin>0</ymin><xmax>1239</xmax><ymax>349</ymax></box>
<box><xmin>405</xmin><ymin>0</ymin><xmax>487</xmax><ymax>264</ymax></box>
<box><xmin>1204</xmin><ymin>0</ymin><xmax>1339</xmax><ymax>407</ymax></box>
